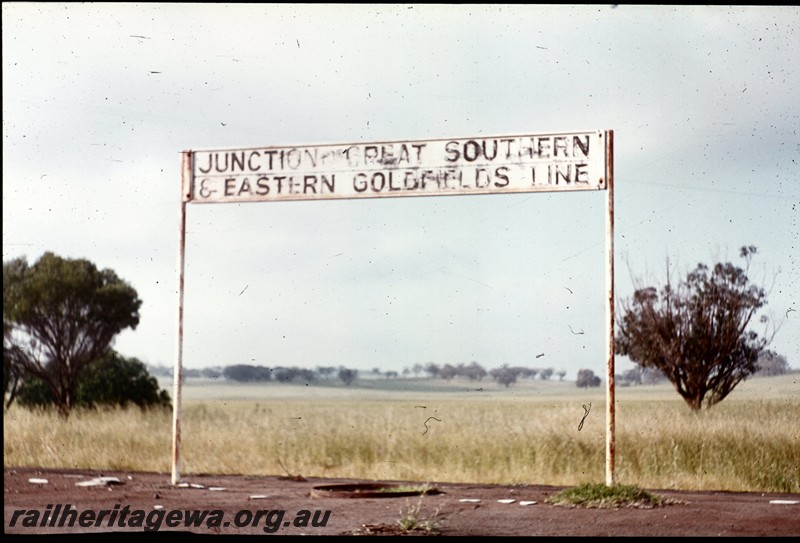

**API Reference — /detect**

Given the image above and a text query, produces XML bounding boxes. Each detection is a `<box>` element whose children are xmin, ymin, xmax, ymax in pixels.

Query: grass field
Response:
<box><xmin>4</xmin><ymin>373</ymin><xmax>799</xmax><ymax>493</ymax></box>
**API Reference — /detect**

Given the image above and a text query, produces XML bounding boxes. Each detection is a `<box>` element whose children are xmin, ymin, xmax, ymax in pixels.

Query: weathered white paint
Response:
<box><xmin>188</xmin><ymin>131</ymin><xmax>609</xmax><ymax>203</ymax></box>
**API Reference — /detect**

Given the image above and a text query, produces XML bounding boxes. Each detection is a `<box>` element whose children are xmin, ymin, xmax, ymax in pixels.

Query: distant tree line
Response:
<box><xmin>147</xmin><ymin>360</ymin><xmax>574</xmax><ymax>389</ymax></box>
<box><xmin>149</xmin><ymin>350</ymin><xmax>793</xmax><ymax>392</ymax></box>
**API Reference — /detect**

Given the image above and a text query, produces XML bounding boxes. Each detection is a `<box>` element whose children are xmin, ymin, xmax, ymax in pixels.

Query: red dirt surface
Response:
<box><xmin>4</xmin><ymin>467</ymin><xmax>799</xmax><ymax>536</ymax></box>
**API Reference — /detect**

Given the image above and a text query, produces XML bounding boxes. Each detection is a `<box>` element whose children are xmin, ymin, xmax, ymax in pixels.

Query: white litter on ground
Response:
<box><xmin>153</xmin><ymin>505</ymin><xmax>164</xmax><ymax>510</ymax></box>
<box><xmin>497</xmin><ymin>499</ymin><xmax>516</xmax><ymax>504</ymax></box>
<box><xmin>190</xmin><ymin>483</ymin><xmax>205</xmax><ymax>489</ymax></box>
<box><xmin>459</xmin><ymin>498</ymin><xmax>481</xmax><ymax>503</ymax></box>
<box><xmin>249</xmin><ymin>495</ymin><xmax>269</xmax><ymax>499</ymax></box>
<box><xmin>28</xmin><ymin>478</ymin><xmax>48</xmax><ymax>484</ymax></box>
<box><xmin>75</xmin><ymin>477</ymin><xmax>122</xmax><ymax>487</ymax></box>
<box><xmin>519</xmin><ymin>501</ymin><xmax>537</xmax><ymax>506</ymax></box>
<box><xmin>209</xmin><ymin>487</ymin><xmax>227</xmax><ymax>491</ymax></box>
<box><xmin>769</xmin><ymin>500</ymin><xmax>799</xmax><ymax>505</ymax></box>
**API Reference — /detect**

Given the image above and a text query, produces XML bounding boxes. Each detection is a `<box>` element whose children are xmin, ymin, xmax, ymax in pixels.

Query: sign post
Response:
<box><xmin>172</xmin><ymin>129</ymin><xmax>614</xmax><ymax>484</ymax></box>
<box><xmin>604</xmin><ymin>132</ymin><xmax>615</xmax><ymax>486</ymax></box>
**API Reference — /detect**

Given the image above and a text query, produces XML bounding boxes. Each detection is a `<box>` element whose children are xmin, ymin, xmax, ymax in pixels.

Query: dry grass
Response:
<box><xmin>4</xmin><ymin>374</ymin><xmax>799</xmax><ymax>493</ymax></box>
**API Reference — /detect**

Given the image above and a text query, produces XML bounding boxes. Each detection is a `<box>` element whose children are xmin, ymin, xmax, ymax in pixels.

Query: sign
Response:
<box><xmin>187</xmin><ymin>130</ymin><xmax>610</xmax><ymax>203</ymax></box>
<box><xmin>173</xmin><ymin>129</ymin><xmax>616</xmax><ymax>486</ymax></box>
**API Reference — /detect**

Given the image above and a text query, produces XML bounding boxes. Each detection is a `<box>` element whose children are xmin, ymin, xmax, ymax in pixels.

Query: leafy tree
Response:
<box><xmin>459</xmin><ymin>361</ymin><xmax>487</xmax><ymax>381</ymax></box>
<box><xmin>4</xmin><ymin>253</ymin><xmax>142</xmax><ymax>417</ymax></box>
<box><xmin>755</xmin><ymin>351</ymin><xmax>790</xmax><ymax>376</ymax></box>
<box><xmin>555</xmin><ymin>369</ymin><xmax>567</xmax><ymax>381</ymax></box>
<box><xmin>576</xmin><ymin>369</ymin><xmax>601</xmax><ymax>388</ymax></box>
<box><xmin>200</xmin><ymin>366</ymin><xmax>224</xmax><ymax>379</ymax></box>
<box><xmin>618</xmin><ymin>366</ymin><xmax>667</xmax><ymax>386</ymax></box>
<box><xmin>539</xmin><ymin>367</ymin><xmax>554</xmax><ymax>380</ymax></box>
<box><xmin>271</xmin><ymin>366</ymin><xmax>297</xmax><ymax>383</ymax></box>
<box><xmin>439</xmin><ymin>363</ymin><xmax>457</xmax><ymax>380</ymax></box>
<box><xmin>424</xmin><ymin>362</ymin><xmax>441</xmax><ymax>378</ymax></box>
<box><xmin>14</xmin><ymin>350</ymin><xmax>169</xmax><ymax>410</ymax></box>
<box><xmin>490</xmin><ymin>365</ymin><xmax>520</xmax><ymax>387</ymax></box>
<box><xmin>223</xmin><ymin>364</ymin><xmax>271</xmax><ymax>382</ymax></box>
<box><xmin>271</xmin><ymin>366</ymin><xmax>316</xmax><ymax>383</ymax></box>
<box><xmin>338</xmin><ymin>367</ymin><xmax>358</xmax><ymax>386</ymax></box>
<box><xmin>615</xmin><ymin>246</ymin><xmax>778</xmax><ymax>410</ymax></box>
<box><xmin>77</xmin><ymin>351</ymin><xmax>169</xmax><ymax>408</ymax></box>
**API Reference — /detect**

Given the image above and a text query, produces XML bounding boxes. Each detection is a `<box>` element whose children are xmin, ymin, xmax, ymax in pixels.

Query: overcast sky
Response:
<box><xmin>3</xmin><ymin>4</ymin><xmax>798</xmax><ymax>380</ymax></box>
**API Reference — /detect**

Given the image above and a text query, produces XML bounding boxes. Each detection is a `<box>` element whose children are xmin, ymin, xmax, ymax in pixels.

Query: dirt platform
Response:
<box><xmin>4</xmin><ymin>468</ymin><xmax>799</xmax><ymax>536</ymax></box>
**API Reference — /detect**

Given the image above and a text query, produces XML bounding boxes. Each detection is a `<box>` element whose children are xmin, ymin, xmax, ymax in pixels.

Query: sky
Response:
<box><xmin>3</xmin><ymin>4</ymin><xmax>799</xmax><ymax>381</ymax></box>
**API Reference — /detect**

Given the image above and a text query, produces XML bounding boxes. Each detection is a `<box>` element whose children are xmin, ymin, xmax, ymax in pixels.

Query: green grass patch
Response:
<box><xmin>546</xmin><ymin>482</ymin><xmax>677</xmax><ymax>509</ymax></box>
<box><xmin>377</xmin><ymin>483</ymin><xmax>435</xmax><ymax>494</ymax></box>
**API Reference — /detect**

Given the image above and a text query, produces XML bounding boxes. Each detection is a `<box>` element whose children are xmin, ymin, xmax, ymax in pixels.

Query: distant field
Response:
<box><xmin>154</xmin><ymin>372</ymin><xmax>800</xmax><ymax>402</ymax></box>
<box><xmin>4</xmin><ymin>374</ymin><xmax>799</xmax><ymax>493</ymax></box>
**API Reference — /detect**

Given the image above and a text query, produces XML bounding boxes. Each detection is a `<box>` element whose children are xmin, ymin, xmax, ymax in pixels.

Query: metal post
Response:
<box><xmin>604</xmin><ymin>130</ymin><xmax>615</xmax><ymax>486</ymax></box>
<box><xmin>172</xmin><ymin>151</ymin><xmax>191</xmax><ymax>485</ymax></box>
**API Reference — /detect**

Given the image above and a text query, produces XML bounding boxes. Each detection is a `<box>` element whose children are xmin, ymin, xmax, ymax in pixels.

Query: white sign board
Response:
<box><xmin>187</xmin><ymin>130</ymin><xmax>610</xmax><ymax>203</ymax></box>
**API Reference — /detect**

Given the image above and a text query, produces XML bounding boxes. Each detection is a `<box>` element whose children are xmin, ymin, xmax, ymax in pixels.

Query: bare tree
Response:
<box><xmin>615</xmin><ymin>246</ymin><xmax>779</xmax><ymax>410</ymax></box>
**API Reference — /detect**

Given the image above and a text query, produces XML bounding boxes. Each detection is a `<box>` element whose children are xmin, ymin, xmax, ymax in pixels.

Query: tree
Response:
<box><xmin>224</xmin><ymin>364</ymin><xmax>271</xmax><ymax>382</ymax></box>
<box><xmin>460</xmin><ymin>361</ymin><xmax>487</xmax><ymax>381</ymax></box>
<box><xmin>615</xmin><ymin>246</ymin><xmax>778</xmax><ymax>411</ymax></box>
<box><xmin>424</xmin><ymin>362</ymin><xmax>441</xmax><ymax>378</ymax></box>
<box><xmin>200</xmin><ymin>366</ymin><xmax>224</xmax><ymax>379</ymax></box>
<box><xmin>4</xmin><ymin>253</ymin><xmax>142</xmax><ymax>417</ymax></box>
<box><xmin>576</xmin><ymin>369</ymin><xmax>601</xmax><ymax>388</ymax></box>
<box><xmin>755</xmin><ymin>351</ymin><xmax>790</xmax><ymax>376</ymax></box>
<box><xmin>338</xmin><ymin>367</ymin><xmax>358</xmax><ymax>386</ymax></box>
<box><xmin>76</xmin><ymin>351</ymin><xmax>170</xmax><ymax>408</ymax></box>
<box><xmin>14</xmin><ymin>350</ymin><xmax>169</xmax><ymax>410</ymax></box>
<box><xmin>4</xmin><ymin>321</ymin><xmax>26</xmax><ymax>408</ymax></box>
<box><xmin>490</xmin><ymin>365</ymin><xmax>520</xmax><ymax>388</ymax></box>
<box><xmin>618</xmin><ymin>366</ymin><xmax>667</xmax><ymax>386</ymax></box>
<box><xmin>439</xmin><ymin>363</ymin><xmax>457</xmax><ymax>380</ymax></box>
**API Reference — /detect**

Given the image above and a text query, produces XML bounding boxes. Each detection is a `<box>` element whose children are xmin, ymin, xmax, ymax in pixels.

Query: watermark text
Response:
<box><xmin>8</xmin><ymin>504</ymin><xmax>331</xmax><ymax>533</ymax></box>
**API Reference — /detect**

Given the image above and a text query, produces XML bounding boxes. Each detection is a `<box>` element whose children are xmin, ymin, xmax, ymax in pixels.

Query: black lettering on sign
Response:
<box><xmin>237</xmin><ymin>178</ymin><xmax>252</xmax><ymax>196</ymax></box>
<box><xmin>256</xmin><ymin>176</ymin><xmax>270</xmax><ymax>195</ymax></box>
<box><xmin>224</xmin><ymin>178</ymin><xmax>236</xmax><ymax>196</ymax></box>
<box><xmin>494</xmin><ymin>166</ymin><xmax>510</xmax><ymax>187</ymax></box>
<box><xmin>364</xmin><ymin>146</ymin><xmax>379</xmax><ymax>165</ymax></box>
<box><xmin>197</xmin><ymin>151</ymin><xmax>263</xmax><ymax>174</ymax></box>
<box><xmin>353</xmin><ymin>173</ymin><xmax>367</xmax><ymax>193</ymax></box>
<box><xmin>548</xmin><ymin>163</ymin><xmax>588</xmax><ymax>185</ymax></box>
<box><xmin>463</xmin><ymin>140</ymin><xmax>481</xmax><ymax>162</ymax></box>
<box><xmin>248</xmin><ymin>152</ymin><xmax>261</xmax><ymax>171</ymax></box>
<box><xmin>444</xmin><ymin>141</ymin><xmax>460</xmax><ymax>162</ymax></box>
<box><xmin>231</xmin><ymin>152</ymin><xmax>246</xmax><ymax>172</ymax></box>
<box><xmin>264</xmin><ymin>150</ymin><xmax>278</xmax><ymax>170</ymax></box>
<box><xmin>573</xmin><ymin>135</ymin><xmax>590</xmax><ymax>158</ymax></box>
